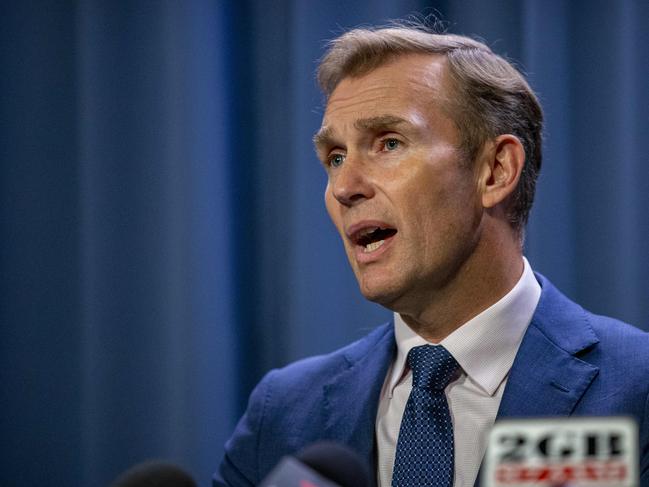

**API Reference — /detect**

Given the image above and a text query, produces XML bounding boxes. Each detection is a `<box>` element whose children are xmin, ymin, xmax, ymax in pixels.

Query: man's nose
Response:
<box><xmin>330</xmin><ymin>158</ymin><xmax>374</xmax><ymax>207</ymax></box>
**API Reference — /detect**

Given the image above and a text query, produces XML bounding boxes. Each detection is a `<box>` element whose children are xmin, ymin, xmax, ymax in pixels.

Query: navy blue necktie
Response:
<box><xmin>391</xmin><ymin>345</ymin><xmax>459</xmax><ymax>487</ymax></box>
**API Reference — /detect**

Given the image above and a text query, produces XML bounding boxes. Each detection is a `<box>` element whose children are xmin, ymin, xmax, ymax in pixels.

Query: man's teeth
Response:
<box><xmin>363</xmin><ymin>240</ymin><xmax>385</xmax><ymax>253</ymax></box>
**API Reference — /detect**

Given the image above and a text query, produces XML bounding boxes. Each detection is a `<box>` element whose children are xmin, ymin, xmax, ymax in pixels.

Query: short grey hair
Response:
<box><xmin>317</xmin><ymin>22</ymin><xmax>543</xmax><ymax>233</ymax></box>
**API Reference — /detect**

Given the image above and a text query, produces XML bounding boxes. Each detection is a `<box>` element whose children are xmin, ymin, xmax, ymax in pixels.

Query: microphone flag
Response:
<box><xmin>482</xmin><ymin>417</ymin><xmax>638</xmax><ymax>487</ymax></box>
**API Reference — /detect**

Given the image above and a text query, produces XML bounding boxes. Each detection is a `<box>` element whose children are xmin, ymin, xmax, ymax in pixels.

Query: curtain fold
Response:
<box><xmin>77</xmin><ymin>1</ymin><xmax>238</xmax><ymax>485</ymax></box>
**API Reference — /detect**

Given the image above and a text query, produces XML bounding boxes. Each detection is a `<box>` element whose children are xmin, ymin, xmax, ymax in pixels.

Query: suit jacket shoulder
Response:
<box><xmin>498</xmin><ymin>273</ymin><xmax>649</xmax><ymax>485</ymax></box>
<box><xmin>214</xmin><ymin>323</ymin><xmax>395</xmax><ymax>486</ymax></box>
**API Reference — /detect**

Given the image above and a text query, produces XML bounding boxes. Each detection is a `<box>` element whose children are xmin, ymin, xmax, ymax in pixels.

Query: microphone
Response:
<box><xmin>109</xmin><ymin>460</ymin><xmax>197</xmax><ymax>487</ymax></box>
<box><xmin>481</xmin><ymin>417</ymin><xmax>638</xmax><ymax>487</ymax></box>
<box><xmin>259</xmin><ymin>442</ymin><xmax>370</xmax><ymax>487</ymax></box>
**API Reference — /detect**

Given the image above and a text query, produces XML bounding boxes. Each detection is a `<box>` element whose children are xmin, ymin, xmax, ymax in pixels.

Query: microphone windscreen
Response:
<box><xmin>296</xmin><ymin>442</ymin><xmax>370</xmax><ymax>487</ymax></box>
<box><xmin>109</xmin><ymin>460</ymin><xmax>196</xmax><ymax>487</ymax></box>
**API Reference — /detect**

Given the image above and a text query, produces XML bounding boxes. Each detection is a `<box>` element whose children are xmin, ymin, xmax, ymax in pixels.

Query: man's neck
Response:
<box><xmin>398</xmin><ymin>236</ymin><xmax>524</xmax><ymax>343</ymax></box>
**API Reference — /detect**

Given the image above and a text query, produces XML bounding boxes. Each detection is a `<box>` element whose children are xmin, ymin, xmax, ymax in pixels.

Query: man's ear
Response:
<box><xmin>478</xmin><ymin>134</ymin><xmax>525</xmax><ymax>209</ymax></box>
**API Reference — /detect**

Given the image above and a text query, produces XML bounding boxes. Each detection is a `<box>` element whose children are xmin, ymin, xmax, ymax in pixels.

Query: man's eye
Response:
<box><xmin>383</xmin><ymin>138</ymin><xmax>400</xmax><ymax>151</ymax></box>
<box><xmin>328</xmin><ymin>153</ymin><xmax>345</xmax><ymax>168</ymax></box>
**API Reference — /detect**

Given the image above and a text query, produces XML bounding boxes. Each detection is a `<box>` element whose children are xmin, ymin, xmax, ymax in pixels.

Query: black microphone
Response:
<box><xmin>109</xmin><ymin>460</ymin><xmax>197</xmax><ymax>487</ymax></box>
<box><xmin>259</xmin><ymin>442</ymin><xmax>370</xmax><ymax>487</ymax></box>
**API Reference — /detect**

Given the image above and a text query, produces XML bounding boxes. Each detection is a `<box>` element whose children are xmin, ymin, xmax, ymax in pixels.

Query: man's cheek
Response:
<box><xmin>324</xmin><ymin>187</ymin><xmax>336</xmax><ymax>221</ymax></box>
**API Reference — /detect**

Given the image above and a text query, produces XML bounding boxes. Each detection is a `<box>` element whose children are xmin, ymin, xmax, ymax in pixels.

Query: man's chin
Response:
<box><xmin>357</xmin><ymin>279</ymin><xmax>404</xmax><ymax>309</ymax></box>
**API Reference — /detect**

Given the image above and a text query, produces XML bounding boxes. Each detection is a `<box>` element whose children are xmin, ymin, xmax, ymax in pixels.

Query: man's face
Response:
<box><xmin>315</xmin><ymin>54</ymin><xmax>487</xmax><ymax>314</ymax></box>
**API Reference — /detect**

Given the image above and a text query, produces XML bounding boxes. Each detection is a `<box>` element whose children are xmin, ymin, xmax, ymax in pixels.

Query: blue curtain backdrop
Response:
<box><xmin>1</xmin><ymin>1</ymin><xmax>647</xmax><ymax>486</ymax></box>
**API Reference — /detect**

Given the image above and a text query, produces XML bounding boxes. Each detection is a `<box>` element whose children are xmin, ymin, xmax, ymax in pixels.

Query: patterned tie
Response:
<box><xmin>391</xmin><ymin>345</ymin><xmax>459</xmax><ymax>487</ymax></box>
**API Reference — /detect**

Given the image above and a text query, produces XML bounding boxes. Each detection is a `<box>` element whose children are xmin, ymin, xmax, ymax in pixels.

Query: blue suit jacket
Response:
<box><xmin>215</xmin><ymin>275</ymin><xmax>649</xmax><ymax>486</ymax></box>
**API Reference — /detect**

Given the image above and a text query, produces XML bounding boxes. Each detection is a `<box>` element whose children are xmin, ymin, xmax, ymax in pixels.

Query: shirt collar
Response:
<box><xmin>388</xmin><ymin>257</ymin><xmax>541</xmax><ymax>397</ymax></box>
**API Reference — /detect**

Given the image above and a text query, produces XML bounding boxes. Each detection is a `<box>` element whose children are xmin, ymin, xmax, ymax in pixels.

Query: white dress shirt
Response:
<box><xmin>376</xmin><ymin>257</ymin><xmax>541</xmax><ymax>487</ymax></box>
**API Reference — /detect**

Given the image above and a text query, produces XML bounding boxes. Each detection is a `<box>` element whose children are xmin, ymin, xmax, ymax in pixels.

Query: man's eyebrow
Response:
<box><xmin>353</xmin><ymin>115</ymin><xmax>410</xmax><ymax>131</ymax></box>
<box><xmin>313</xmin><ymin>115</ymin><xmax>411</xmax><ymax>151</ymax></box>
<box><xmin>312</xmin><ymin>126</ymin><xmax>335</xmax><ymax>151</ymax></box>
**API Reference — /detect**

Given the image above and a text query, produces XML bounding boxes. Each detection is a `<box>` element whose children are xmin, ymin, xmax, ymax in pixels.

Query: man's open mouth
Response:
<box><xmin>351</xmin><ymin>226</ymin><xmax>398</xmax><ymax>253</ymax></box>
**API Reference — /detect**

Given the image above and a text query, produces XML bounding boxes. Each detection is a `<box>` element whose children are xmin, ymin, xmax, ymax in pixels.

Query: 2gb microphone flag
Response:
<box><xmin>482</xmin><ymin>417</ymin><xmax>638</xmax><ymax>487</ymax></box>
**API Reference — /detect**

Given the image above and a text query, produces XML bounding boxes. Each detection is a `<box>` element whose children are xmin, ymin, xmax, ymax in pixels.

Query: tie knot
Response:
<box><xmin>407</xmin><ymin>345</ymin><xmax>458</xmax><ymax>390</ymax></box>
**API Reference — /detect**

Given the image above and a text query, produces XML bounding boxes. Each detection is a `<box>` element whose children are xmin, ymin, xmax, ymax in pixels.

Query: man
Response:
<box><xmin>215</xmin><ymin>23</ymin><xmax>649</xmax><ymax>487</ymax></box>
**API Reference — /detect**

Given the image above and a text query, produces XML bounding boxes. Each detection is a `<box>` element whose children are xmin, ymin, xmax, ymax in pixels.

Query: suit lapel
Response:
<box><xmin>497</xmin><ymin>273</ymin><xmax>600</xmax><ymax>419</ymax></box>
<box><xmin>323</xmin><ymin>323</ymin><xmax>395</xmax><ymax>484</ymax></box>
<box><xmin>470</xmin><ymin>275</ymin><xmax>602</xmax><ymax>487</ymax></box>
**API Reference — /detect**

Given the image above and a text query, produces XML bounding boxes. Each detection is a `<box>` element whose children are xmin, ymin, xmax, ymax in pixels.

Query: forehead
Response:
<box><xmin>322</xmin><ymin>53</ymin><xmax>451</xmax><ymax>125</ymax></box>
